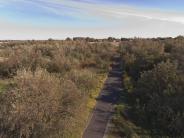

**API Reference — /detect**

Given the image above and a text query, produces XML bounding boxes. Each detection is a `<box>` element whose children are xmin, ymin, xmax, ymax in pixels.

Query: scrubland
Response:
<box><xmin>113</xmin><ymin>37</ymin><xmax>184</xmax><ymax>138</ymax></box>
<box><xmin>0</xmin><ymin>40</ymin><xmax>115</xmax><ymax>138</ymax></box>
<box><xmin>1</xmin><ymin>36</ymin><xmax>184</xmax><ymax>138</ymax></box>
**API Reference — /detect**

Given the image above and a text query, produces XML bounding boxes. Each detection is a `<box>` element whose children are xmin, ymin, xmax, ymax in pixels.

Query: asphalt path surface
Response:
<box><xmin>83</xmin><ymin>56</ymin><xmax>122</xmax><ymax>138</ymax></box>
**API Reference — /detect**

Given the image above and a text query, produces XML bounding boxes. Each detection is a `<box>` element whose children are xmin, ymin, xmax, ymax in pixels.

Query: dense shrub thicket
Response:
<box><xmin>0</xmin><ymin>40</ymin><xmax>114</xmax><ymax>138</ymax></box>
<box><xmin>118</xmin><ymin>37</ymin><xmax>184</xmax><ymax>137</ymax></box>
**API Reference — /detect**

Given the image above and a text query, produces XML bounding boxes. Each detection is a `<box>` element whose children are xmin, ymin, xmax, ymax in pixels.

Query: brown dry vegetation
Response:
<box><xmin>0</xmin><ymin>40</ymin><xmax>115</xmax><ymax>138</ymax></box>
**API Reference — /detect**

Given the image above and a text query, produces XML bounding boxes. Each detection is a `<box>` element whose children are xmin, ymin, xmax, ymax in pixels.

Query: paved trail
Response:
<box><xmin>83</xmin><ymin>56</ymin><xmax>123</xmax><ymax>138</ymax></box>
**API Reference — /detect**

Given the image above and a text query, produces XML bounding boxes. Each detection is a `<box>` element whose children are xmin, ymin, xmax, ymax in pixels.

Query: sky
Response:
<box><xmin>0</xmin><ymin>0</ymin><xmax>184</xmax><ymax>39</ymax></box>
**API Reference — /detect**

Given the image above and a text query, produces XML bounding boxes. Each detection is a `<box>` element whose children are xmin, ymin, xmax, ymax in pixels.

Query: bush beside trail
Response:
<box><xmin>114</xmin><ymin>38</ymin><xmax>184</xmax><ymax>138</ymax></box>
<box><xmin>0</xmin><ymin>40</ymin><xmax>115</xmax><ymax>138</ymax></box>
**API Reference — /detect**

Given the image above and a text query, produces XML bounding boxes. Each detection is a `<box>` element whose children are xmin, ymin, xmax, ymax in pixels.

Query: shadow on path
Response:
<box><xmin>82</xmin><ymin>56</ymin><xmax>123</xmax><ymax>138</ymax></box>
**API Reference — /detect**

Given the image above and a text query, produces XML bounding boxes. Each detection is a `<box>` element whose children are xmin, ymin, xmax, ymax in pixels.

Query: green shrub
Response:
<box><xmin>113</xmin><ymin>105</ymin><xmax>139</xmax><ymax>138</ymax></box>
<box><xmin>123</xmin><ymin>73</ymin><xmax>134</xmax><ymax>93</ymax></box>
<box><xmin>119</xmin><ymin>38</ymin><xmax>184</xmax><ymax>137</ymax></box>
<box><xmin>134</xmin><ymin>61</ymin><xmax>184</xmax><ymax>136</ymax></box>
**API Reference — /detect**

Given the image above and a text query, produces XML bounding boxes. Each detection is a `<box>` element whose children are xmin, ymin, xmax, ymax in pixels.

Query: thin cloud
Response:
<box><xmin>57</xmin><ymin>0</ymin><xmax>184</xmax><ymax>24</ymax></box>
<box><xmin>0</xmin><ymin>0</ymin><xmax>184</xmax><ymax>39</ymax></box>
<box><xmin>1</xmin><ymin>0</ymin><xmax>184</xmax><ymax>24</ymax></box>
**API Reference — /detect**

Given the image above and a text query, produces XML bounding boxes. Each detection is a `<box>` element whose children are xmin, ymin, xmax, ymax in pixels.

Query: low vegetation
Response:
<box><xmin>114</xmin><ymin>37</ymin><xmax>184</xmax><ymax>138</ymax></box>
<box><xmin>1</xmin><ymin>36</ymin><xmax>184</xmax><ymax>138</ymax></box>
<box><xmin>0</xmin><ymin>40</ymin><xmax>115</xmax><ymax>138</ymax></box>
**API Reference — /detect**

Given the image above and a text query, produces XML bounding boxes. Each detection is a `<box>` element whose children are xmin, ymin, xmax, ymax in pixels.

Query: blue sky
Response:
<box><xmin>0</xmin><ymin>0</ymin><xmax>184</xmax><ymax>39</ymax></box>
